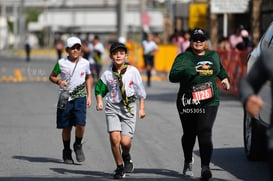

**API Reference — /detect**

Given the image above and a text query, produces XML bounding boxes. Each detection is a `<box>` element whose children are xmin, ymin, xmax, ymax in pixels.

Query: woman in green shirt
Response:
<box><xmin>169</xmin><ymin>28</ymin><xmax>230</xmax><ymax>180</ymax></box>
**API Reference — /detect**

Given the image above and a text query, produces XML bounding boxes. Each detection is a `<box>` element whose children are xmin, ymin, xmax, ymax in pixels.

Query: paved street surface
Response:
<box><xmin>0</xmin><ymin>55</ymin><xmax>270</xmax><ymax>181</ymax></box>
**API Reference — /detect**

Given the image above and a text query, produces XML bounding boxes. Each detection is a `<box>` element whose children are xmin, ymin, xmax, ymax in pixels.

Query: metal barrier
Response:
<box><xmin>132</xmin><ymin>44</ymin><xmax>178</xmax><ymax>72</ymax></box>
<box><xmin>217</xmin><ymin>49</ymin><xmax>249</xmax><ymax>96</ymax></box>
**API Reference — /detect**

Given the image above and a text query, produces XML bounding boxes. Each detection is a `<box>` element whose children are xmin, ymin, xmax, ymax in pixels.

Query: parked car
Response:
<box><xmin>243</xmin><ymin>22</ymin><xmax>273</xmax><ymax>161</ymax></box>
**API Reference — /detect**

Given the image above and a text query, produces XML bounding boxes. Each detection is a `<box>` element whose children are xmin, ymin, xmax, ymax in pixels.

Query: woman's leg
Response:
<box><xmin>197</xmin><ymin>106</ymin><xmax>218</xmax><ymax>166</ymax></box>
<box><xmin>177</xmin><ymin>100</ymin><xmax>197</xmax><ymax>163</ymax></box>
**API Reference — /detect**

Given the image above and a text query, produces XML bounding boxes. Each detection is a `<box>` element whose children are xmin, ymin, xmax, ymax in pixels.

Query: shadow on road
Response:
<box><xmin>147</xmin><ymin>92</ymin><xmax>177</xmax><ymax>102</ymax></box>
<box><xmin>13</xmin><ymin>155</ymin><xmax>62</xmax><ymax>164</ymax></box>
<box><xmin>194</xmin><ymin>147</ymin><xmax>270</xmax><ymax>181</ymax></box>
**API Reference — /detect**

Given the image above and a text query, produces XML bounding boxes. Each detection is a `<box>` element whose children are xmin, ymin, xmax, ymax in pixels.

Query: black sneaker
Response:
<box><xmin>183</xmin><ymin>162</ymin><xmax>193</xmax><ymax>176</ymax></box>
<box><xmin>113</xmin><ymin>165</ymin><xmax>125</xmax><ymax>179</ymax></box>
<box><xmin>73</xmin><ymin>143</ymin><xmax>85</xmax><ymax>162</ymax></box>
<box><xmin>201</xmin><ymin>165</ymin><xmax>212</xmax><ymax>181</ymax></box>
<box><xmin>122</xmin><ymin>153</ymin><xmax>134</xmax><ymax>173</ymax></box>
<box><xmin>63</xmin><ymin>149</ymin><xmax>74</xmax><ymax>164</ymax></box>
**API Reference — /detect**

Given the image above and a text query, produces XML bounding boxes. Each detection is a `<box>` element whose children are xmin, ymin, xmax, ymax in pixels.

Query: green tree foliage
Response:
<box><xmin>25</xmin><ymin>8</ymin><xmax>40</xmax><ymax>24</ymax></box>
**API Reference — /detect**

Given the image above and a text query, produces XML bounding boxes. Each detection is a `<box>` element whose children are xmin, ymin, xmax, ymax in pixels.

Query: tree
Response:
<box><xmin>251</xmin><ymin>0</ymin><xmax>262</xmax><ymax>46</ymax></box>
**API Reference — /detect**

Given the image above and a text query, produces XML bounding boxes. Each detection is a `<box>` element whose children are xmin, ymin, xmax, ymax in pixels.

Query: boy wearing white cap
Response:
<box><xmin>49</xmin><ymin>36</ymin><xmax>92</xmax><ymax>164</ymax></box>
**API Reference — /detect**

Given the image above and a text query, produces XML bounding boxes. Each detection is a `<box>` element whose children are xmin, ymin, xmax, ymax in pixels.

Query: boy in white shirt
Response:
<box><xmin>95</xmin><ymin>42</ymin><xmax>146</xmax><ymax>179</ymax></box>
<box><xmin>49</xmin><ymin>36</ymin><xmax>92</xmax><ymax>164</ymax></box>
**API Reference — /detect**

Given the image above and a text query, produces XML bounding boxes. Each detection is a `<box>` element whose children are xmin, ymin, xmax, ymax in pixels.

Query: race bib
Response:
<box><xmin>192</xmin><ymin>82</ymin><xmax>214</xmax><ymax>101</ymax></box>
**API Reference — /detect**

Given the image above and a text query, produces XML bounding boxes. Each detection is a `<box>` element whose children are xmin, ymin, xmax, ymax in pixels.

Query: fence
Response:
<box><xmin>217</xmin><ymin>49</ymin><xmax>249</xmax><ymax>96</ymax></box>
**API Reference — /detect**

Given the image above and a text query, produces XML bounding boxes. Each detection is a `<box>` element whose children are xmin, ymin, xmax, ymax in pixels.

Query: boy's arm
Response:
<box><xmin>138</xmin><ymin>98</ymin><xmax>145</xmax><ymax>119</ymax></box>
<box><xmin>85</xmin><ymin>74</ymin><xmax>92</xmax><ymax>108</ymax></box>
<box><xmin>49</xmin><ymin>71</ymin><xmax>68</xmax><ymax>88</ymax></box>
<box><xmin>49</xmin><ymin>71</ymin><xmax>58</xmax><ymax>85</ymax></box>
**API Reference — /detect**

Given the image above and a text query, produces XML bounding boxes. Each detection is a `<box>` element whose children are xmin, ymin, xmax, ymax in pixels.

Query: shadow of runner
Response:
<box><xmin>50</xmin><ymin>167</ymin><xmax>190</xmax><ymax>181</ymax></box>
<box><xmin>13</xmin><ymin>155</ymin><xmax>62</xmax><ymax>164</ymax></box>
<box><xmin>12</xmin><ymin>155</ymin><xmax>84</xmax><ymax>165</ymax></box>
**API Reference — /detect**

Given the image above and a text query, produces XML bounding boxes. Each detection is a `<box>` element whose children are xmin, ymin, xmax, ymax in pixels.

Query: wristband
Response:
<box><xmin>56</xmin><ymin>79</ymin><xmax>60</xmax><ymax>85</ymax></box>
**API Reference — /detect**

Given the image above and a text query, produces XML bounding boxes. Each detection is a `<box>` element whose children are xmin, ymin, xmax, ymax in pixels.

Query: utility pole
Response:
<box><xmin>117</xmin><ymin>0</ymin><xmax>127</xmax><ymax>41</ymax></box>
<box><xmin>13</xmin><ymin>4</ymin><xmax>18</xmax><ymax>49</ymax></box>
<box><xmin>19</xmin><ymin>0</ymin><xmax>26</xmax><ymax>50</ymax></box>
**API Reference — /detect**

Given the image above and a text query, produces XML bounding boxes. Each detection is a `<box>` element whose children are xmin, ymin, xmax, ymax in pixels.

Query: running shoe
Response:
<box><xmin>201</xmin><ymin>165</ymin><xmax>212</xmax><ymax>180</ymax></box>
<box><xmin>113</xmin><ymin>166</ymin><xmax>125</xmax><ymax>179</ymax></box>
<box><xmin>122</xmin><ymin>153</ymin><xmax>134</xmax><ymax>173</ymax></box>
<box><xmin>62</xmin><ymin>149</ymin><xmax>74</xmax><ymax>164</ymax></box>
<box><xmin>183</xmin><ymin>162</ymin><xmax>194</xmax><ymax>176</ymax></box>
<box><xmin>73</xmin><ymin>143</ymin><xmax>85</xmax><ymax>162</ymax></box>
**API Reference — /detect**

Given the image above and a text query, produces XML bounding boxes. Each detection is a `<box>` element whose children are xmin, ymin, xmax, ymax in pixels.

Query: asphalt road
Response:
<box><xmin>0</xmin><ymin>55</ymin><xmax>270</xmax><ymax>181</ymax></box>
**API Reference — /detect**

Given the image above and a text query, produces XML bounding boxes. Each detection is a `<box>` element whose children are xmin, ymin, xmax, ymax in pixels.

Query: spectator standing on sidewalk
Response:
<box><xmin>95</xmin><ymin>42</ymin><xmax>146</xmax><ymax>179</ymax></box>
<box><xmin>142</xmin><ymin>33</ymin><xmax>158</xmax><ymax>87</ymax></box>
<box><xmin>91</xmin><ymin>35</ymin><xmax>105</xmax><ymax>83</ymax></box>
<box><xmin>25</xmin><ymin>37</ymin><xmax>32</xmax><ymax>62</ymax></box>
<box><xmin>169</xmin><ymin>28</ymin><xmax>230</xmax><ymax>180</ymax></box>
<box><xmin>55</xmin><ymin>39</ymin><xmax>64</xmax><ymax>60</ymax></box>
<box><xmin>49</xmin><ymin>36</ymin><xmax>92</xmax><ymax>164</ymax></box>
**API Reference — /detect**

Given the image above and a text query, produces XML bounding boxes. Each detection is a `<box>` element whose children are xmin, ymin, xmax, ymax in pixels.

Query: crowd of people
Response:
<box><xmin>218</xmin><ymin>25</ymin><xmax>255</xmax><ymax>52</ymax></box>
<box><xmin>51</xmin><ymin>26</ymin><xmax>253</xmax><ymax>92</ymax></box>
<box><xmin>54</xmin><ymin>32</ymin><xmax>161</xmax><ymax>88</ymax></box>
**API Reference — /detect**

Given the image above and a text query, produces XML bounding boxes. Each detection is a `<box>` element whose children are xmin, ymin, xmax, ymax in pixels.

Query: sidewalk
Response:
<box><xmin>0</xmin><ymin>48</ymin><xmax>58</xmax><ymax>61</ymax></box>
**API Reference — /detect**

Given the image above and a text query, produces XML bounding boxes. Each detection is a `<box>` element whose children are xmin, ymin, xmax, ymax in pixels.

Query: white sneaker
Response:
<box><xmin>183</xmin><ymin>162</ymin><xmax>194</xmax><ymax>177</ymax></box>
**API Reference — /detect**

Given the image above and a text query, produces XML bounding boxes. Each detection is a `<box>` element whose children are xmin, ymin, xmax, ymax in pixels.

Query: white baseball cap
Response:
<box><xmin>66</xmin><ymin>36</ymin><xmax>81</xmax><ymax>48</ymax></box>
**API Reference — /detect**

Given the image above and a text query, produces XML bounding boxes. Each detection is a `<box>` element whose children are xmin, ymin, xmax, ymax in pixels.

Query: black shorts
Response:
<box><xmin>143</xmin><ymin>55</ymin><xmax>154</xmax><ymax>67</ymax></box>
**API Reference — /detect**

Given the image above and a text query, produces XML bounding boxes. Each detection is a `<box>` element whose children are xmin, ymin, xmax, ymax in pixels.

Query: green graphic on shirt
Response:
<box><xmin>70</xmin><ymin>82</ymin><xmax>87</xmax><ymax>99</ymax></box>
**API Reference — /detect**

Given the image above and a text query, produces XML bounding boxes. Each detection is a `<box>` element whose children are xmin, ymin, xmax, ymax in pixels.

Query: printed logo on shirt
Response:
<box><xmin>109</xmin><ymin>79</ymin><xmax>117</xmax><ymax>84</ymax></box>
<box><xmin>129</xmin><ymin>81</ymin><xmax>134</xmax><ymax>87</ymax></box>
<box><xmin>109</xmin><ymin>79</ymin><xmax>118</xmax><ymax>102</ymax></box>
<box><xmin>65</xmin><ymin>70</ymin><xmax>71</xmax><ymax>75</ymax></box>
<box><xmin>80</xmin><ymin>72</ymin><xmax>85</xmax><ymax>77</ymax></box>
<box><xmin>195</xmin><ymin>61</ymin><xmax>213</xmax><ymax>76</ymax></box>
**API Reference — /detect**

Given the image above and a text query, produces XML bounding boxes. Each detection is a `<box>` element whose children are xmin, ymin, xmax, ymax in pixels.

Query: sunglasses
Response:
<box><xmin>192</xmin><ymin>36</ymin><xmax>206</xmax><ymax>42</ymax></box>
<box><xmin>192</xmin><ymin>37</ymin><xmax>206</xmax><ymax>42</ymax></box>
<box><xmin>70</xmin><ymin>45</ymin><xmax>81</xmax><ymax>50</ymax></box>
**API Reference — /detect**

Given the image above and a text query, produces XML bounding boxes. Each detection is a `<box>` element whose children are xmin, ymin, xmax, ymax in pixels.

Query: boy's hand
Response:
<box><xmin>96</xmin><ymin>95</ymin><xmax>103</xmax><ymax>111</ymax></box>
<box><xmin>96</xmin><ymin>102</ymin><xmax>103</xmax><ymax>111</ymax></box>
<box><xmin>86</xmin><ymin>96</ymin><xmax>92</xmax><ymax>108</ymax></box>
<box><xmin>59</xmin><ymin>80</ymin><xmax>68</xmax><ymax>89</ymax></box>
<box><xmin>138</xmin><ymin>109</ymin><xmax>145</xmax><ymax>119</ymax></box>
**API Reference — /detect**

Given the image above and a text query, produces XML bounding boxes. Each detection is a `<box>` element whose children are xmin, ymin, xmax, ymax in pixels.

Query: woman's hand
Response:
<box><xmin>221</xmin><ymin>78</ymin><xmax>230</xmax><ymax>91</ymax></box>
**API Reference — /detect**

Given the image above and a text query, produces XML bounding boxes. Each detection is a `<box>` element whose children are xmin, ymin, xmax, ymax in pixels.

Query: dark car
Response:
<box><xmin>243</xmin><ymin>22</ymin><xmax>273</xmax><ymax>161</ymax></box>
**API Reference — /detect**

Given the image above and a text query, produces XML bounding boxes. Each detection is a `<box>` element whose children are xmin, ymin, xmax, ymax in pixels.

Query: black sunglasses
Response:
<box><xmin>192</xmin><ymin>37</ymin><xmax>206</xmax><ymax>42</ymax></box>
<box><xmin>70</xmin><ymin>45</ymin><xmax>81</xmax><ymax>50</ymax></box>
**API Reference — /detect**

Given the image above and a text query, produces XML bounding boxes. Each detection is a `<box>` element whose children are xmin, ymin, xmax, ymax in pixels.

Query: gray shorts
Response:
<box><xmin>105</xmin><ymin>101</ymin><xmax>137</xmax><ymax>137</ymax></box>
